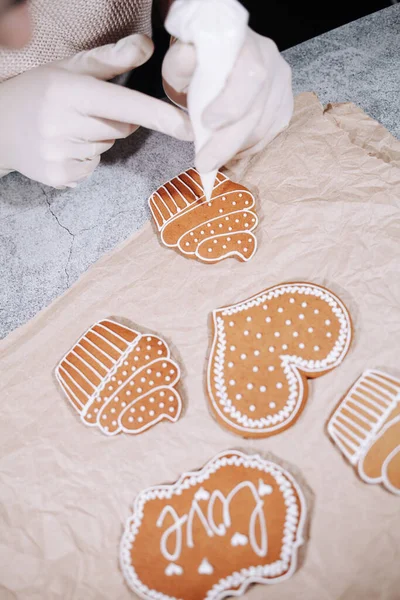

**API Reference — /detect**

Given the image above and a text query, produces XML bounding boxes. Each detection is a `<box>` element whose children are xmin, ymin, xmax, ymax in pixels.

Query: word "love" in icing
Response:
<box><xmin>156</xmin><ymin>480</ymin><xmax>272</xmax><ymax>562</ymax></box>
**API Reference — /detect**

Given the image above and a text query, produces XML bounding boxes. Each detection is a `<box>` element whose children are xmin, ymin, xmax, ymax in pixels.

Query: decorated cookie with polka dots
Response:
<box><xmin>120</xmin><ymin>450</ymin><xmax>307</xmax><ymax>600</ymax></box>
<box><xmin>207</xmin><ymin>283</ymin><xmax>352</xmax><ymax>438</ymax></box>
<box><xmin>148</xmin><ymin>167</ymin><xmax>258</xmax><ymax>263</ymax></box>
<box><xmin>55</xmin><ymin>319</ymin><xmax>182</xmax><ymax>436</ymax></box>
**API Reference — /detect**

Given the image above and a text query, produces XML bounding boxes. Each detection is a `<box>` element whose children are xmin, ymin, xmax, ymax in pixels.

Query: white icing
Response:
<box><xmin>328</xmin><ymin>369</ymin><xmax>400</xmax><ymax>495</ymax></box>
<box><xmin>198</xmin><ymin>558</ymin><xmax>214</xmax><ymax>575</ymax></box>
<box><xmin>207</xmin><ymin>283</ymin><xmax>352</xmax><ymax>434</ymax></box>
<box><xmin>120</xmin><ymin>450</ymin><xmax>307</xmax><ymax>599</ymax></box>
<box><xmin>165</xmin><ymin>0</ymin><xmax>248</xmax><ymax>200</ymax></box>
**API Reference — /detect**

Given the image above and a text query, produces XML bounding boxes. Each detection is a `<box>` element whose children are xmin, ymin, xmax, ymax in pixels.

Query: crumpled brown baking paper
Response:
<box><xmin>1</xmin><ymin>93</ymin><xmax>399</xmax><ymax>600</ymax></box>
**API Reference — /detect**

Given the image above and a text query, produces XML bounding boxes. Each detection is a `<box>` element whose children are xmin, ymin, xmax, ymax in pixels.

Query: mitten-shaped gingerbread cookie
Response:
<box><xmin>149</xmin><ymin>168</ymin><xmax>258</xmax><ymax>263</ymax></box>
<box><xmin>328</xmin><ymin>369</ymin><xmax>400</xmax><ymax>495</ymax></box>
<box><xmin>208</xmin><ymin>282</ymin><xmax>352</xmax><ymax>438</ymax></box>
<box><xmin>121</xmin><ymin>450</ymin><xmax>307</xmax><ymax>600</ymax></box>
<box><xmin>56</xmin><ymin>319</ymin><xmax>182</xmax><ymax>436</ymax></box>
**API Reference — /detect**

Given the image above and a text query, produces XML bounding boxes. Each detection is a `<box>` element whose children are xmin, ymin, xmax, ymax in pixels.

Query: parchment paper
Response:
<box><xmin>1</xmin><ymin>93</ymin><xmax>399</xmax><ymax>600</ymax></box>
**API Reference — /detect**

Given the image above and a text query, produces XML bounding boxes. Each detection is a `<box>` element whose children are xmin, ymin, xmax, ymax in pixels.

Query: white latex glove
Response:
<box><xmin>0</xmin><ymin>34</ymin><xmax>193</xmax><ymax>187</ymax></box>
<box><xmin>162</xmin><ymin>30</ymin><xmax>293</xmax><ymax>172</ymax></box>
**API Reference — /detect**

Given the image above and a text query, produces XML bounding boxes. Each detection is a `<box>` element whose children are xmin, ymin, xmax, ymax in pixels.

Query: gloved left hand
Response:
<box><xmin>162</xmin><ymin>28</ymin><xmax>293</xmax><ymax>172</ymax></box>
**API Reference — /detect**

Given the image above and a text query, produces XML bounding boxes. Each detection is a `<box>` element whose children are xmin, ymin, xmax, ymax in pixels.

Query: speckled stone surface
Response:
<box><xmin>0</xmin><ymin>5</ymin><xmax>399</xmax><ymax>338</ymax></box>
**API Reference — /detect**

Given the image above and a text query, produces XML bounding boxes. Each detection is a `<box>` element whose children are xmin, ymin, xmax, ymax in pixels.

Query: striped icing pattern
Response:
<box><xmin>328</xmin><ymin>370</ymin><xmax>400</xmax><ymax>465</ymax></box>
<box><xmin>148</xmin><ymin>168</ymin><xmax>258</xmax><ymax>263</ymax></box>
<box><xmin>55</xmin><ymin>320</ymin><xmax>182</xmax><ymax>436</ymax></box>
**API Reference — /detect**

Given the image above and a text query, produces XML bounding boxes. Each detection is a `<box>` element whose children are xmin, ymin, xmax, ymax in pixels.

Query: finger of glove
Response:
<box><xmin>195</xmin><ymin>106</ymin><xmax>260</xmax><ymax>173</ymax></box>
<box><xmin>202</xmin><ymin>32</ymin><xmax>268</xmax><ymax>130</ymax></box>
<box><xmin>162</xmin><ymin>41</ymin><xmax>196</xmax><ymax>93</ymax></box>
<box><xmin>70</xmin><ymin>116</ymin><xmax>137</xmax><ymax>142</ymax></box>
<box><xmin>58</xmin><ymin>34</ymin><xmax>154</xmax><ymax>80</ymax></box>
<box><xmin>232</xmin><ymin>71</ymin><xmax>293</xmax><ymax>159</ymax></box>
<box><xmin>46</xmin><ymin>156</ymin><xmax>100</xmax><ymax>188</ymax></box>
<box><xmin>79</xmin><ymin>79</ymin><xmax>193</xmax><ymax>141</ymax></box>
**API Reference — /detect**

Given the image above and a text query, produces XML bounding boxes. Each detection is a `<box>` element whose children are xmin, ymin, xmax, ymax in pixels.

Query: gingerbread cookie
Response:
<box><xmin>55</xmin><ymin>319</ymin><xmax>182</xmax><ymax>436</ymax></box>
<box><xmin>207</xmin><ymin>282</ymin><xmax>352</xmax><ymax>438</ymax></box>
<box><xmin>120</xmin><ymin>450</ymin><xmax>306</xmax><ymax>599</ymax></box>
<box><xmin>148</xmin><ymin>167</ymin><xmax>258</xmax><ymax>263</ymax></box>
<box><xmin>328</xmin><ymin>369</ymin><xmax>400</xmax><ymax>495</ymax></box>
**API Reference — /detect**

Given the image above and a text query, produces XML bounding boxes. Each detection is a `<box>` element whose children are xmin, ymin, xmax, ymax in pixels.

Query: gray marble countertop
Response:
<box><xmin>1</xmin><ymin>5</ymin><xmax>399</xmax><ymax>339</ymax></box>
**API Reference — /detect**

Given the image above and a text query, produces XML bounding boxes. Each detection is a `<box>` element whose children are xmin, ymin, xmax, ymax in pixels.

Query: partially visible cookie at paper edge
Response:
<box><xmin>120</xmin><ymin>450</ymin><xmax>307</xmax><ymax>600</ymax></box>
<box><xmin>55</xmin><ymin>319</ymin><xmax>182</xmax><ymax>436</ymax></box>
<box><xmin>328</xmin><ymin>369</ymin><xmax>400</xmax><ymax>495</ymax></box>
<box><xmin>148</xmin><ymin>167</ymin><xmax>258</xmax><ymax>263</ymax></box>
<box><xmin>207</xmin><ymin>282</ymin><xmax>352</xmax><ymax>438</ymax></box>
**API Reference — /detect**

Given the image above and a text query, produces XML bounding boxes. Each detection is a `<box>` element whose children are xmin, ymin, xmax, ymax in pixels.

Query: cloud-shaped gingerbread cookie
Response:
<box><xmin>207</xmin><ymin>282</ymin><xmax>352</xmax><ymax>438</ymax></box>
<box><xmin>120</xmin><ymin>450</ymin><xmax>307</xmax><ymax>600</ymax></box>
<box><xmin>148</xmin><ymin>168</ymin><xmax>258</xmax><ymax>263</ymax></box>
<box><xmin>55</xmin><ymin>319</ymin><xmax>182</xmax><ymax>436</ymax></box>
<box><xmin>328</xmin><ymin>369</ymin><xmax>400</xmax><ymax>495</ymax></box>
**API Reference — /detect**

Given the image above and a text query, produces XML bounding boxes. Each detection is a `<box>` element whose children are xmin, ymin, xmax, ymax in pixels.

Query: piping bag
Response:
<box><xmin>165</xmin><ymin>0</ymin><xmax>248</xmax><ymax>201</ymax></box>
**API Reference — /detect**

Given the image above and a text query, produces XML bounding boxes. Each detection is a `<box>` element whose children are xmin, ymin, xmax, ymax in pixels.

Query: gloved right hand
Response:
<box><xmin>0</xmin><ymin>34</ymin><xmax>193</xmax><ymax>187</ymax></box>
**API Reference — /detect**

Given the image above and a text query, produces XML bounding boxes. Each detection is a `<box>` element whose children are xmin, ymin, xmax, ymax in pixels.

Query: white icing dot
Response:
<box><xmin>222</xmin><ymin>196</ymin><xmax>226</xmax><ymax>200</ymax></box>
<box><xmin>246</xmin><ymin>316</ymin><xmax>252</xmax><ymax>322</ymax></box>
<box><xmin>146</xmin><ymin>345</ymin><xmax>152</xmax><ymax>351</ymax></box>
<box><xmin>210</xmin><ymin>230</ymin><xmax>215</xmax><ymax>234</ymax></box>
<box><xmin>253</xmin><ymin>366</ymin><xmax>259</xmax><ymax>373</ymax></box>
<box><xmin>235</xmin><ymin>394</ymin><xmax>242</xmax><ymax>400</ymax></box>
<box><xmin>222</xmin><ymin>245</ymin><xmax>227</xmax><ymax>249</ymax></box>
<box><xmin>169</xmin><ymin>396</ymin><xmax>174</xmax><ymax>401</ymax></box>
<box><xmin>108</xmin><ymin>386</ymin><xmax>113</xmax><ymax>391</ymax></box>
<box><xmin>263</xmin><ymin>305</ymin><xmax>268</xmax><ymax>310</ymax></box>
<box><xmin>265</xmin><ymin>317</ymin><xmax>271</xmax><ymax>323</ymax></box>
<box><xmin>146</xmin><ymin>368</ymin><xmax>152</xmax><ymax>374</ymax></box>
<box><xmin>269</xmin><ymin>346</ymin><xmax>275</xmax><ymax>353</ymax></box>
<box><xmin>244</xmin><ymin>330</ymin><xmax>249</xmax><ymax>336</ymax></box>
<box><xmin>156</xmin><ymin>372</ymin><xmax>161</xmax><ymax>378</ymax></box>
<box><xmin>289</xmin><ymin>298</ymin><xmax>295</xmax><ymax>304</ymax></box>
<box><xmin>229</xmin><ymin>321</ymin><xmax>234</xmax><ymax>327</ymax></box>
<box><xmin>249</xmin><ymin>405</ymin><xmax>256</xmax><ymax>412</ymax></box>
<box><xmin>227</xmin><ymin>237</ymin><xmax>231</xmax><ymax>242</ymax></box>
<box><xmin>239</xmin><ymin>193</ymin><xmax>243</xmax><ymax>197</ymax></box>
<box><xmin>87</xmin><ymin>414</ymin><xmax>92</xmax><ymax>419</ymax></box>
<box><xmin>129</xmin><ymin>381</ymin><xmax>134</xmax><ymax>386</ymax></box>
<box><xmin>285</xmin><ymin>320</ymin><xmax>291</xmax><ymax>325</ymax></box>
<box><xmin>157</xmin><ymin>340</ymin><xmax>163</xmax><ymax>346</ymax></box>
<box><xmin>140</xmin><ymin>377</ymin><xmax>146</xmax><ymax>383</ymax></box>
<box><xmin>140</xmin><ymin>406</ymin><xmax>145</xmax><ymax>412</ymax></box>
<box><xmin>111</xmin><ymin>407</ymin><xmax>116</xmax><ymax>413</ymax></box>
<box><xmin>157</xmin><ymin>350</ymin><xmax>163</xmax><ymax>355</ymax></box>
<box><xmin>208</xmin><ymin>248</ymin><xmax>212</xmax><ymax>253</ymax></box>
<box><xmin>243</xmin><ymin>248</ymin><xmax>248</xmax><ymax>252</ymax></box>
<box><xmin>166</xmin><ymin>376</ymin><xmax>171</xmax><ymax>382</ymax></box>
<box><xmin>185</xmin><ymin>242</ymin><xmax>190</xmax><ymax>247</ymax></box>
<box><xmin>235</xmin><ymin>218</ymin><xmax>239</xmax><ymax>223</ymax></box>
<box><xmin>131</xmin><ymin>366</ymin><xmax>136</xmax><ymax>371</ymax></box>
<box><xmin>230</xmin><ymin>345</ymin><xmax>236</xmax><ymax>351</ymax></box>
<box><xmin>160</xmin><ymin>391</ymin><xmax>165</xmax><ymax>397</ymax></box>
<box><xmin>111</xmin><ymin>377</ymin><xmax>116</xmax><ymax>382</ymax></box>
<box><xmin>162</xmin><ymin>363</ymin><xmax>167</xmax><ymax>368</ymax></box>
<box><xmin>278</xmin><ymin>307</ymin><xmax>283</xmax><ymax>313</ymax></box>
<box><xmin>136</xmin><ymin>347</ymin><xmax>141</xmax><ymax>352</ymax></box>
<box><xmin>269</xmin><ymin>402</ymin><xmax>276</xmax><ymax>409</ymax></box>
<box><xmin>134</xmin><ymin>356</ymin><xmax>139</xmax><ymax>362</ymax></box>
<box><xmin>293</xmin><ymin>331</ymin><xmax>299</xmax><ymax>337</ymax></box>
<box><xmin>247</xmin><ymin>383</ymin><xmax>253</xmax><ymax>390</ymax></box>
<box><xmin>301</xmin><ymin>302</ymin><xmax>307</xmax><ymax>307</ymax></box>
<box><xmin>146</xmin><ymin>337</ymin><xmax>152</xmax><ymax>342</ymax></box>
<box><xmin>128</xmin><ymin>416</ymin><xmax>134</xmax><ymax>423</ymax></box>
<box><xmin>327</xmin><ymin>332</ymin><xmax>332</xmax><ymax>338</ymax></box>
<box><xmin>256</xmin><ymin>333</ymin><xmax>262</xmax><ymax>339</ymax></box>
<box><xmin>314</xmin><ymin>345</ymin><xmax>320</xmax><ymax>351</ymax></box>
<box><xmin>159</xmin><ymin>402</ymin><xmax>165</xmax><ymax>408</ymax></box>
<box><xmin>219</xmin><ymin>224</ymin><xmax>223</xmax><ymax>228</ymax></box>
<box><xmin>254</xmin><ymin>350</ymin><xmax>260</xmax><ymax>356</ymax></box>
<box><xmin>112</xmin><ymin>420</ymin><xmax>117</xmax><ymax>426</ymax></box>
<box><xmin>276</xmin><ymin>382</ymin><xmax>283</xmax><ymax>389</ymax></box>
<box><xmin>282</xmin><ymin>344</ymin><xmax>288</xmax><ymax>350</ymax></box>
<box><xmin>194</xmin><ymin>238</ymin><xmax>198</xmax><ymax>242</ymax></box>
<box><xmin>121</xmin><ymin>402</ymin><xmax>126</xmax><ymax>407</ymax></box>
<box><xmin>145</xmin><ymin>355</ymin><xmax>150</xmax><ymax>360</ymax></box>
<box><xmin>102</xmin><ymin>415</ymin><xmax>107</xmax><ymax>420</ymax></box>
<box><xmin>213</xmin><ymin>239</ymin><xmax>218</xmax><ymax>244</ymax></box>
<box><xmin>225</xmin><ymin>217</ymin><xmax>229</xmax><ymax>221</ymax></box>
<box><xmin>299</xmin><ymin>343</ymin><xmax>305</xmax><ymax>349</ymax></box>
<box><xmin>228</xmin><ymin>362</ymin><xmax>234</xmax><ymax>368</ymax></box>
<box><xmin>124</xmin><ymin>361</ymin><xmax>129</xmax><ymax>366</ymax></box>
<box><xmin>308</xmin><ymin>327</ymin><xmax>313</xmax><ymax>333</ymax></box>
<box><xmin>122</xmin><ymin>370</ymin><xmax>127</xmax><ymax>376</ymax></box>
<box><xmin>207</xmin><ymin>223</ymin><xmax>211</xmax><ymax>227</ymax></box>
<box><xmin>117</xmin><ymin>380</ymin><xmax>122</xmax><ymax>385</ymax></box>
<box><xmin>137</xmin><ymin>387</ymin><xmax>142</xmax><ymax>393</ymax></box>
<box><xmin>314</xmin><ymin>309</ymin><xmax>319</xmax><ymax>314</ymax></box>
<box><xmin>237</xmin><ymin>239</ymin><xmax>241</xmax><ymax>244</ymax></box>
<box><xmin>274</xmin><ymin>332</ymin><xmax>280</xmax><ymax>338</ymax></box>
<box><xmin>149</xmin><ymin>410</ymin><xmax>155</xmax><ymax>417</ymax></box>
<box><xmin>138</xmin><ymin>417</ymin><xmax>143</xmax><ymax>423</ymax></box>
<box><xmin>169</xmin><ymin>407</ymin><xmax>175</xmax><ymax>413</ymax></box>
<box><xmin>200</xmin><ymin>230</ymin><xmax>205</xmax><ymax>234</ymax></box>
<box><xmin>229</xmin><ymin>380</ymin><xmax>236</xmax><ymax>386</ymax></box>
<box><xmin>325</xmin><ymin>319</ymin><xmax>331</xmax><ymax>325</ymax></box>
<box><xmin>299</xmin><ymin>314</ymin><xmax>305</xmax><ymax>320</ymax></box>
<box><xmin>260</xmin><ymin>386</ymin><xmax>267</xmax><ymax>392</ymax></box>
<box><xmin>240</xmin><ymin>353</ymin><xmax>247</xmax><ymax>360</ymax></box>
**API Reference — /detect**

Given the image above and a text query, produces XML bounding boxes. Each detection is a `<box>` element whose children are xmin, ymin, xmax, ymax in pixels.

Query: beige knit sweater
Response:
<box><xmin>0</xmin><ymin>0</ymin><xmax>153</xmax><ymax>82</ymax></box>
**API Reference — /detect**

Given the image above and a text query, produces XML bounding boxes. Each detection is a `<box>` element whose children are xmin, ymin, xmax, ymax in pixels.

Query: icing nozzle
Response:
<box><xmin>200</xmin><ymin>169</ymin><xmax>218</xmax><ymax>202</ymax></box>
